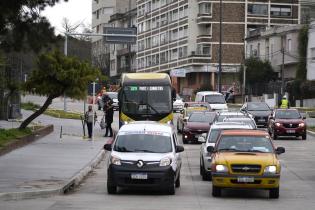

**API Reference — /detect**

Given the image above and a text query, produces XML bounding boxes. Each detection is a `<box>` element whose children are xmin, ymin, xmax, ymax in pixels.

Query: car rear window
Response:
<box><xmin>275</xmin><ymin>110</ymin><xmax>301</xmax><ymax>119</ymax></box>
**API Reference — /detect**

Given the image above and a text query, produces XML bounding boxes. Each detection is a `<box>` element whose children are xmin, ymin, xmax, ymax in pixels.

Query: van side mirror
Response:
<box><xmin>104</xmin><ymin>144</ymin><xmax>112</xmax><ymax>151</ymax></box>
<box><xmin>176</xmin><ymin>145</ymin><xmax>184</xmax><ymax>153</ymax></box>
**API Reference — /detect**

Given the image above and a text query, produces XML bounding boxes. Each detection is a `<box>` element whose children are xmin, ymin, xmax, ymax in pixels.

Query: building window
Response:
<box><xmin>160</xmin><ymin>32</ymin><xmax>168</xmax><ymax>45</ymax></box>
<box><xmin>152</xmin><ymin>54</ymin><xmax>159</xmax><ymax>65</ymax></box>
<box><xmin>145</xmin><ymin>20</ymin><xmax>151</xmax><ymax>31</ymax></box>
<box><xmin>171</xmin><ymin>9</ymin><xmax>178</xmax><ymax>22</ymax></box>
<box><xmin>161</xmin><ymin>0</ymin><xmax>166</xmax><ymax>7</ymax></box>
<box><xmin>179</xmin><ymin>46</ymin><xmax>187</xmax><ymax>58</ymax></box>
<box><xmin>171</xmin><ymin>48</ymin><xmax>178</xmax><ymax>60</ymax></box>
<box><xmin>146</xmin><ymin>56</ymin><xmax>152</xmax><ymax>67</ymax></box>
<box><xmin>287</xmin><ymin>39</ymin><xmax>292</xmax><ymax>52</ymax></box>
<box><xmin>311</xmin><ymin>48</ymin><xmax>315</xmax><ymax>62</ymax></box>
<box><xmin>138</xmin><ymin>4</ymin><xmax>145</xmax><ymax>16</ymax></box>
<box><xmin>199</xmin><ymin>3</ymin><xmax>211</xmax><ymax>15</ymax></box>
<box><xmin>270</xmin><ymin>5</ymin><xmax>291</xmax><ymax>17</ymax></box>
<box><xmin>160</xmin><ymin>51</ymin><xmax>168</xmax><ymax>63</ymax></box>
<box><xmin>171</xmin><ymin>28</ymin><xmax>178</xmax><ymax>41</ymax></box>
<box><xmin>152</xmin><ymin>35</ymin><xmax>159</xmax><ymax>47</ymax></box>
<box><xmin>161</xmin><ymin>14</ymin><xmax>168</xmax><ymax>25</ymax></box>
<box><xmin>248</xmin><ymin>4</ymin><xmax>268</xmax><ymax>16</ymax></box>
<box><xmin>197</xmin><ymin>44</ymin><xmax>211</xmax><ymax>55</ymax></box>
<box><xmin>152</xmin><ymin>0</ymin><xmax>160</xmax><ymax>10</ymax></box>
<box><xmin>146</xmin><ymin>37</ymin><xmax>151</xmax><ymax>49</ymax></box>
<box><xmin>145</xmin><ymin>2</ymin><xmax>151</xmax><ymax>13</ymax></box>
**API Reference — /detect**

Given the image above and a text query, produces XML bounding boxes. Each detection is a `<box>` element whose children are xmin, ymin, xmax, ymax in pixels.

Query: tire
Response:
<box><xmin>212</xmin><ymin>185</ymin><xmax>221</xmax><ymax>197</ymax></box>
<box><xmin>269</xmin><ymin>187</ymin><xmax>279</xmax><ymax>199</ymax></box>
<box><xmin>200</xmin><ymin>158</ymin><xmax>203</xmax><ymax>175</ymax></box>
<box><xmin>175</xmin><ymin>172</ymin><xmax>180</xmax><ymax>188</ymax></box>
<box><xmin>107</xmin><ymin>177</ymin><xmax>117</xmax><ymax>194</ymax></box>
<box><xmin>302</xmin><ymin>134</ymin><xmax>306</xmax><ymax>140</ymax></box>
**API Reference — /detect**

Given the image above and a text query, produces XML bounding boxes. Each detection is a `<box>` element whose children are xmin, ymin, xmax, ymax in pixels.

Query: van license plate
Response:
<box><xmin>131</xmin><ymin>173</ymin><xmax>148</xmax><ymax>180</ymax></box>
<box><xmin>237</xmin><ymin>177</ymin><xmax>254</xmax><ymax>183</ymax></box>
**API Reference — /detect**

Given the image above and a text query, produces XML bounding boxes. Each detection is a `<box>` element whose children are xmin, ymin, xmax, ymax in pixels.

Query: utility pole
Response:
<box><xmin>281</xmin><ymin>36</ymin><xmax>285</xmax><ymax>95</ymax></box>
<box><xmin>63</xmin><ymin>35</ymin><xmax>68</xmax><ymax>112</ymax></box>
<box><xmin>218</xmin><ymin>0</ymin><xmax>223</xmax><ymax>93</ymax></box>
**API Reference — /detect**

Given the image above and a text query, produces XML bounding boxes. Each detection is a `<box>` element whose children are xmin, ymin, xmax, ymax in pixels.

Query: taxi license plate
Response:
<box><xmin>237</xmin><ymin>177</ymin><xmax>254</xmax><ymax>183</ymax></box>
<box><xmin>286</xmin><ymin>130</ymin><xmax>295</xmax><ymax>133</ymax></box>
<box><xmin>131</xmin><ymin>173</ymin><xmax>148</xmax><ymax>180</ymax></box>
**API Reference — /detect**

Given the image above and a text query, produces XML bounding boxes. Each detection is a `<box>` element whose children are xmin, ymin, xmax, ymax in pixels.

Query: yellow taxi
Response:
<box><xmin>208</xmin><ymin>130</ymin><xmax>285</xmax><ymax>198</ymax></box>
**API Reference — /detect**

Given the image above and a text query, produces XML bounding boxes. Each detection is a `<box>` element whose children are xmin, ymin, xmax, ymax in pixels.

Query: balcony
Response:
<box><xmin>116</xmin><ymin>46</ymin><xmax>137</xmax><ymax>56</ymax></box>
<box><xmin>197</xmin><ymin>35</ymin><xmax>212</xmax><ymax>43</ymax></box>
<box><xmin>197</xmin><ymin>14</ymin><xmax>212</xmax><ymax>25</ymax></box>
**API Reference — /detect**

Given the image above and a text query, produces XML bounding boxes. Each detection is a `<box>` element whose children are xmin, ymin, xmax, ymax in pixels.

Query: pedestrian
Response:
<box><xmin>225</xmin><ymin>83</ymin><xmax>235</xmax><ymax>102</ymax></box>
<box><xmin>102</xmin><ymin>92</ymin><xmax>112</xmax><ymax>111</ymax></box>
<box><xmin>104</xmin><ymin>100</ymin><xmax>114</xmax><ymax>137</ymax></box>
<box><xmin>280</xmin><ymin>95</ymin><xmax>289</xmax><ymax>108</ymax></box>
<box><xmin>85</xmin><ymin>105</ymin><xmax>97</xmax><ymax>139</ymax></box>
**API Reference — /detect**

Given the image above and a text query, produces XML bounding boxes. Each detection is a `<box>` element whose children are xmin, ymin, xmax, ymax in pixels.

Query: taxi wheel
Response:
<box><xmin>302</xmin><ymin>134</ymin><xmax>306</xmax><ymax>140</ymax></box>
<box><xmin>175</xmin><ymin>172</ymin><xmax>180</xmax><ymax>188</ymax></box>
<box><xmin>212</xmin><ymin>185</ymin><xmax>221</xmax><ymax>197</ymax></box>
<box><xmin>107</xmin><ymin>179</ymin><xmax>117</xmax><ymax>194</ymax></box>
<box><xmin>269</xmin><ymin>187</ymin><xmax>279</xmax><ymax>199</ymax></box>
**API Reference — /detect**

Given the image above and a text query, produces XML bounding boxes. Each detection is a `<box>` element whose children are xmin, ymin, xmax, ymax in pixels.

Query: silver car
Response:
<box><xmin>104</xmin><ymin>121</ymin><xmax>184</xmax><ymax>195</ymax></box>
<box><xmin>199</xmin><ymin>122</ymin><xmax>254</xmax><ymax>180</ymax></box>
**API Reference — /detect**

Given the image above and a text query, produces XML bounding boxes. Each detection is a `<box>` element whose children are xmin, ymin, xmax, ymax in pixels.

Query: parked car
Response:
<box><xmin>209</xmin><ymin>129</ymin><xmax>285</xmax><ymax>198</ymax></box>
<box><xmin>198</xmin><ymin>122</ymin><xmax>254</xmax><ymax>180</ymax></box>
<box><xmin>195</xmin><ymin>91</ymin><xmax>228</xmax><ymax>112</ymax></box>
<box><xmin>268</xmin><ymin>108</ymin><xmax>307</xmax><ymax>140</ymax></box>
<box><xmin>177</xmin><ymin>102</ymin><xmax>211</xmax><ymax>133</ymax></box>
<box><xmin>223</xmin><ymin>116</ymin><xmax>257</xmax><ymax>129</ymax></box>
<box><xmin>182</xmin><ymin>111</ymin><xmax>218</xmax><ymax>144</ymax></box>
<box><xmin>240</xmin><ymin>102</ymin><xmax>272</xmax><ymax>128</ymax></box>
<box><xmin>103</xmin><ymin>121</ymin><xmax>184</xmax><ymax>195</ymax></box>
<box><xmin>173</xmin><ymin>94</ymin><xmax>184</xmax><ymax>112</ymax></box>
<box><xmin>216</xmin><ymin>111</ymin><xmax>249</xmax><ymax>122</ymax></box>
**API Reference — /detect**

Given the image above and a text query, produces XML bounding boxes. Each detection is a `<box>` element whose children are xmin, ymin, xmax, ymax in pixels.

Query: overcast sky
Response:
<box><xmin>42</xmin><ymin>0</ymin><xmax>92</xmax><ymax>35</ymax></box>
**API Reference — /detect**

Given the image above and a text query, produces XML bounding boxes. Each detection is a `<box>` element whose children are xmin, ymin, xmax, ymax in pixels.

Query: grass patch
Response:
<box><xmin>0</xmin><ymin>128</ymin><xmax>32</xmax><ymax>148</ymax></box>
<box><xmin>309</xmin><ymin>127</ymin><xmax>315</xmax><ymax>132</ymax></box>
<box><xmin>44</xmin><ymin>109</ymin><xmax>81</xmax><ymax>120</ymax></box>
<box><xmin>21</xmin><ymin>102</ymin><xmax>40</xmax><ymax>111</ymax></box>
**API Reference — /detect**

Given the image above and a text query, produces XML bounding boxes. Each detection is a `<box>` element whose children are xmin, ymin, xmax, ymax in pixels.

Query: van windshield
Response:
<box><xmin>205</xmin><ymin>95</ymin><xmax>226</xmax><ymax>104</ymax></box>
<box><xmin>113</xmin><ymin>134</ymin><xmax>172</xmax><ymax>153</ymax></box>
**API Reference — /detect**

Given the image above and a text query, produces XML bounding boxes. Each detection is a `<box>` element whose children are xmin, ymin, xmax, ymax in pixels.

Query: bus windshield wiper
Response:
<box><xmin>140</xmin><ymin>102</ymin><xmax>160</xmax><ymax>115</ymax></box>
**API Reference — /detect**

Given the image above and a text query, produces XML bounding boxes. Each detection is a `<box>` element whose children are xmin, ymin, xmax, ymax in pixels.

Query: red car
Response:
<box><xmin>182</xmin><ymin>111</ymin><xmax>217</xmax><ymax>144</ymax></box>
<box><xmin>268</xmin><ymin>109</ymin><xmax>307</xmax><ymax>140</ymax></box>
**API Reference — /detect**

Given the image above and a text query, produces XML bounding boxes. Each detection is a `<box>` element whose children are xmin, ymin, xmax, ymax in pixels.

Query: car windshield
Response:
<box><xmin>188</xmin><ymin>112</ymin><xmax>216</xmax><ymax>123</ymax></box>
<box><xmin>113</xmin><ymin>134</ymin><xmax>172</xmax><ymax>153</ymax></box>
<box><xmin>121</xmin><ymin>86</ymin><xmax>172</xmax><ymax>115</ymax></box>
<box><xmin>217</xmin><ymin>136</ymin><xmax>273</xmax><ymax>153</ymax></box>
<box><xmin>275</xmin><ymin>110</ymin><xmax>301</xmax><ymax>119</ymax></box>
<box><xmin>205</xmin><ymin>95</ymin><xmax>226</xmax><ymax>104</ymax></box>
<box><xmin>247</xmin><ymin>103</ymin><xmax>270</xmax><ymax>111</ymax></box>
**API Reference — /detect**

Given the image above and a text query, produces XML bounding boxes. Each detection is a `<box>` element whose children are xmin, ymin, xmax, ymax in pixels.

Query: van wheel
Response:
<box><xmin>175</xmin><ymin>172</ymin><xmax>180</xmax><ymax>188</ymax></box>
<box><xmin>212</xmin><ymin>185</ymin><xmax>221</xmax><ymax>197</ymax></box>
<box><xmin>269</xmin><ymin>187</ymin><xmax>279</xmax><ymax>199</ymax></box>
<box><xmin>107</xmin><ymin>178</ymin><xmax>117</xmax><ymax>194</ymax></box>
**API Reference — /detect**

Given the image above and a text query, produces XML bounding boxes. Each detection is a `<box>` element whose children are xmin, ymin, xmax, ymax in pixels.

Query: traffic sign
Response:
<box><xmin>103</xmin><ymin>27</ymin><xmax>137</xmax><ymax>44</ymax></box>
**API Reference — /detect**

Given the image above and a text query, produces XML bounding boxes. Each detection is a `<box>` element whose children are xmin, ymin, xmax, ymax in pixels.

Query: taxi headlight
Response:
<box><xmin>124</xmin><ymin>121</ymin><xmax>129</xmax><ymax>125</ymax></box>
<box><xmin>215</xmin><ymin>164</ymin><xmax>228</xmax><ymax>173</ymax></box>
<box><xmin>110</xmin><ymin>156</ymin><xmax>121</xmax><ymax>166</ymax></box>
<box><xmin>275</xmin><ymin>122</ymin><xmax>281</xmax><ymax>127</ymax></box>
<box><xmin>299</xmin><ymin>123</ymin><xmax>305</xmax><ymax>127</ymax></box>
<box><xmin>160</xmin><ymin>157</ymin><xmax>172</xmax><ymax>166</ymax></box>
<box><xmin>264</xmin><ymin>165</ymin><xmax>277</xmax><ymax>174</ymax></box>
<box><xmin>166</xmin><ymin>120</ymin><xmax>172</xmax><ymax>125</ymax></box>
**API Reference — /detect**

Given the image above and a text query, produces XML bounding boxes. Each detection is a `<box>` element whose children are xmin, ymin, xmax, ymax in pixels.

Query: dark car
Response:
<box><xmin>268</xmin><ymin>109</ymin><xmax>307</xmax><ymax>140</ymax></box>
<box><xmin>182</xmin><ymin>111</ymin><xmax>217</xmax><ymax>144</ymax></box>
<box><xmin>240</xmin><ymin>102</ymin><xmax>272</xmax><ymax>128</ymax></box>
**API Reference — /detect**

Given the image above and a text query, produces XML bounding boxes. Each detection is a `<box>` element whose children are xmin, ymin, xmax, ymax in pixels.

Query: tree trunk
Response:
<box><xmin>19</xmin><ymin>94</ymin><xmax>59</xmax><ymax>129</ymax></box>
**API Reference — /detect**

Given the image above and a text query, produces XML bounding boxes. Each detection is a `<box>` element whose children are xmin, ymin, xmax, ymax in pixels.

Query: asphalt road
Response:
<box><xmin>1</xmin><ymin>113</ymin><xmax>315</xmax><ymax>210</ymax></box>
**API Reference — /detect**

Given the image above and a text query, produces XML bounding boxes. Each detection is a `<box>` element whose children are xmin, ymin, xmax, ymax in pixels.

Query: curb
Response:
<box><xmin>0</xmin><ymin>149</ymin><xmax>105</xmax><ymax>201</ymax></box>
<box><xmin>0</xmin><ymin>124</ymin><xmax>54</xmax><ymax>157</ymax></box>
<box><xmin>307</xmin><ymin>130</ymin><xmax>315</xmax><ymax>137</ymax></box>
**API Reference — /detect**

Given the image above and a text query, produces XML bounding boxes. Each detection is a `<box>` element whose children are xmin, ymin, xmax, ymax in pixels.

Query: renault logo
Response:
<box><xmin>137</xmin><ymin>160</ymin><xmax>144</xmax><ymax>168</ymax></box>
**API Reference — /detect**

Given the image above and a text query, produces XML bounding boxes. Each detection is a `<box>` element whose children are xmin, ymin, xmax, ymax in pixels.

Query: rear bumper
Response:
<box><xmin>212</xmin><ymin>173</ymin><xmax>280</xmax><ymax>189</ymax></box>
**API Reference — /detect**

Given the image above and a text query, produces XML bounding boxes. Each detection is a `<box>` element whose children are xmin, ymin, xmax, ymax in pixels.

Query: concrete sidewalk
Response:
<box><xmin>0</xmin><ymin>109</ymin><xmax>117</xmax><ymax>200</ymax></box>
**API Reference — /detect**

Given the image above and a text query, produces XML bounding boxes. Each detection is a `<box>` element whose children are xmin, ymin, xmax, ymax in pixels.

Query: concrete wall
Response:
<box><xmin>296</xmin><ymin>98</ymin><xmax>315</xmax><ymax>108</ymax></box>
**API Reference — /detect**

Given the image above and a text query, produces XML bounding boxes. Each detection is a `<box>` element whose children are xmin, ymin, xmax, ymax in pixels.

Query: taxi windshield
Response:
<box><xmin>114</xmin><ymin>134</ymin><xmax>172</xmax><ymax>153</ymax></box>
<box><xmin>217</xmin><ymin>136</ymin><xmax>273</xmax><ymax>153</ymax></box>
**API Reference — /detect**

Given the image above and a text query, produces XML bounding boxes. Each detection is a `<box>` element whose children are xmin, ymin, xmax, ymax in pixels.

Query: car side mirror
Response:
<box><xmin>176</xmin><ymin>145</ymin><xmax>185</xmax><ymax>153</ymax></box>
<box><xmin>275</xmin><ymin>147</ymin><xmax>285</xmax><ymax>155</ymax></box>
<box><xmin>104</xmin><ymin>144</ymin><xmax>112</xmax><ymax>151</ymax></box>
<box><xmin>207</xmin><ymin>146</ymin><xmax>215</xmax><ymax>153</ymax></box>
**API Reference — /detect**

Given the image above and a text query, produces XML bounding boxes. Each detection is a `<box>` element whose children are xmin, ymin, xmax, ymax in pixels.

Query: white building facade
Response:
<box><xmin>307</xmin><ymin>20</ymin><xmax>315</xmax><ymax>80</ymax></box>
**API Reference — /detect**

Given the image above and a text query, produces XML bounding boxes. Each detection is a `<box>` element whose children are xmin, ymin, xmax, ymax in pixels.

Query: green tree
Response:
<box><xmin>19</xmin><ymin>50</ymin><xmax>101</xmax><ymax>129</ymax></box>
<box><xmin>296</xmin><ymin>25</ymin><xmax>308</xmax><ymax>80</ymax></box>
<box><xmin>0</xmin><ymin>0</ymin><xmax>66</xmax><ymax>53</ymax></box>
<box><xmin>239</xmin><ymin>57</ymin><xmax>277</xmax><ymax>86</ymax></box>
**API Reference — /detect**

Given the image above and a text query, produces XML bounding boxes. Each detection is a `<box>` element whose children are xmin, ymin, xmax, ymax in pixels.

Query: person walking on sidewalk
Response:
<box><xmin>85</xmin><ymin>105</ymin><xmax>97</xmax><ymax>139</ymax></box>
<box><xmin>104</xmin><ymin>100</ymin><xmax>114</xmax><ymax>137</ymax></box>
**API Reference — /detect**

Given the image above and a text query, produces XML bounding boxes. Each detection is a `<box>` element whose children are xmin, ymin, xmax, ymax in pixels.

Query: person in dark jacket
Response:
<box><xmin>104</xmin><ymin>100</ymin><xmax>114</xmax><ymax>137</ymax></box>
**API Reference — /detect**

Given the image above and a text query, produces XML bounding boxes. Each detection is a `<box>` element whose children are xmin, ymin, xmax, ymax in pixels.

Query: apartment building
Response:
<box><xmin>108</xmin><ymin>8</ymin><xmax>137</xmax><ymax>79</ymax></box>
<box><xmin>92</xmin><ymin>0</ymin><xmax>136</xmax><ymax>79</ymax></box>
<box><xmin>136</xmin><ymin>0</ymin><xmax>299</xmax><ymax>95</ymax></box>
<box><xmin>301</xmin><ymin>0</ymin><xmax>315</xmax><ymax>24</ymax></box>
<box><xmin>246</xmin><ymin>25</ymin><xmax>302</xmax><ymax>80</ymax></box>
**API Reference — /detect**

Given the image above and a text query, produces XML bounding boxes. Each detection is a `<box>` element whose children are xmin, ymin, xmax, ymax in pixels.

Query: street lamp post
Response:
<box><xmin>218</xmin><ymin>0</ymin><xmax>223</xmax><ymax>93</ymax></box>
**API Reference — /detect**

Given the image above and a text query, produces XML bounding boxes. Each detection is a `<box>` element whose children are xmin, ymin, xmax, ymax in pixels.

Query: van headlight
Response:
<box><xmin>110</xmin><ymin>156</ymin><xmax>121</xmax><ymax>166</ymax></box>
<box><xmin>160</xmin><ymin>157</ymin><xmax>172</xmax><ymax>166</ymax></box>
<box><xmin>215</xmin><ymin>164</ymin><xmax>228</xmax><ymax>173</ymax></box>
<box><xmin>264</xmin><ymin>165</ymin><xmax>277</xmax><ymax>174</ymax></box>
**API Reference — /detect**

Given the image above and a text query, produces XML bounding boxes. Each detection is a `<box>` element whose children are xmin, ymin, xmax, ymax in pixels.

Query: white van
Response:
<box><xmin>195</xmin><ymin>91</ymin><xmax>228</xmax><ymax>112</ymax></box>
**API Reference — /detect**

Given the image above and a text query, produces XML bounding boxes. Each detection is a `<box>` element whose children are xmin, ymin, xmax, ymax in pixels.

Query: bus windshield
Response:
<box><xmin>121</xmin><ymin>85</ymin><xmax>172</xmax><ymax>115</ymax></box>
